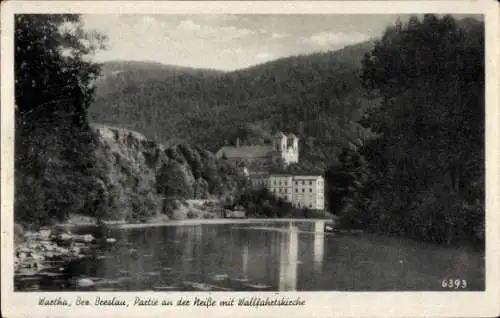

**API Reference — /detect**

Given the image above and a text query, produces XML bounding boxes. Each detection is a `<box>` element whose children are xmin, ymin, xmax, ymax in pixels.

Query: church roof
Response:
<box><xmin>273</xmin><ymin>131</ymin><xmax>287</xmax><ymax>138</ymax></box>
<box><xmin>216</xmin><ymin>145</ymin><xmax>274</xmax><ymax>160</ymax></box>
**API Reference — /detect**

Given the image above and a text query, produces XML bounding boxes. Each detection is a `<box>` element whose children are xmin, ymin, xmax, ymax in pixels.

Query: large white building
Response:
<box><xmin>250</xmin><ymin>173</ymin><xmax>325</xmax><ymax>210</ymax></box>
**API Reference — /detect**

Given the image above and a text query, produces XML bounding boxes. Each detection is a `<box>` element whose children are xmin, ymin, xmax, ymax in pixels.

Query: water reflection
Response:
<box><xmin>15</xmin><ymin>219</ymin><xmax>486</xmax><ymax>292</ymax></box>
<box><xmin>242</xmin><ymin>240</ymin><xmax>249</xmax><ymax>277</ymax></box>
<box><xmin>313</xmin><ymin>221</ymin><xmax>325</xmax><ymax>273</ymax></box>
<box><xmin>278</xmin><ymin>225</ymin><xmax>299</xmax><ymax>291</ymax></box>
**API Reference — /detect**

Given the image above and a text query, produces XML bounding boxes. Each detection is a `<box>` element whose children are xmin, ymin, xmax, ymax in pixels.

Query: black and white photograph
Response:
<box><xmin>1</xmin><ymin>0</ymin><xmax>499</xmax><ymax>317</ymax></box>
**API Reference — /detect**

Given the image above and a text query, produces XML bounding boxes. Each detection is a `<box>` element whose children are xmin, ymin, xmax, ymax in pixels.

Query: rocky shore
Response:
<box><xmin>14</xmin><ymin>226</ymin><xmax>115</xmax><ymax>283</ymax></box>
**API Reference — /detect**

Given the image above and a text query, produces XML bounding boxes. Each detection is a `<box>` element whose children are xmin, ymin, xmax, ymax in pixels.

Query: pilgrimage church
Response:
<box><xmin>216</xmin><ymin>131</ymin><xmax>326</xmax><ymax>211</ymax></box>
<box><xmin>215</xmin><ymin>131</ymin><xmax>299</xmax><ymax>167</ymax></box>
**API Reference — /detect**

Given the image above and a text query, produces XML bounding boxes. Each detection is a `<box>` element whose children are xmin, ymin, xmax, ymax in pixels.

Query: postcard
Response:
<box><xmin>1</xmin><ymin>1</ymin><xmax>499</xmax><ymax>317</ymax></box>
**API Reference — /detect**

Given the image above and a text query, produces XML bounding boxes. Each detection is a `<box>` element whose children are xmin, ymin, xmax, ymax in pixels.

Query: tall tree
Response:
<box><xmin>15</xmin><ymin>14</ymin><xmax>106</xmax><ymax>169</ymax></box>
<box><xmin>355</xmin><ymin>14</ymin><xmax>484</xmax><ymax>244</ymax></box>
<box><xmin>15</xmin><ymin>14</ymin><xmax>106</xmax><ymax>126</ymax></box>
<box><xmin>14</xmin><ymin>14</ymin><xmax>106</xmax><ymax>225</ymax></box>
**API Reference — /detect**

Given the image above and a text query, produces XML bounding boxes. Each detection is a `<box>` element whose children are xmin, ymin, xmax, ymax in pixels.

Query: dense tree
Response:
<box><xmin>15</xmin><ymin>14</ymin><xmax>106</xmax><ymax>125</ymax></box>
<box><xmin>344</xmin><ymin>14</ymin><xmax>485</xmax><ymax>245</ymax></box>
<box><xmin>14</xmin><ymin>14</ymin><xmax>106</xmax><ymax>225</ymax></box>
<box><xmin>235</xmin><ymin>187</ymin><xmax>296</xmax><ymax>218</ymax></box>
<box><xmin>157</xmin><ymin>163</ymin><xmax>193</xmax><ymax>199</ymax></box>
<box><xmin>325</xmin><ymin>140</ymin><xmax>367</xmax><ymax>216</ymax></box>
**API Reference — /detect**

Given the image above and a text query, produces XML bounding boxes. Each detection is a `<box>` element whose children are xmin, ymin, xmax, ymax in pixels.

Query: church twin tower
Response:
<box><xmin>271</xmin><ymin>131</ymin><xmax>299</xmax><ymax>165</ymax></box>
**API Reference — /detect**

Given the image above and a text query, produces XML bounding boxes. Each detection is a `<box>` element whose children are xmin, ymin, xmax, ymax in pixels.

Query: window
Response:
<box><xmin>302</xmin><ymin>181</ymin><xmax>305</xmax><ymax>185</ymax></box>
<box><xmin>295</xmin><ymin>181</ymin><xmax>298</xmax><ymax>185</ymax></box>
<box><xmin>284</xmin><ymin>195</ymin><xmax>288</xmax><ymax>200</ymax></box>
<box><xmin>285</xmin><ymin>181</ymin><xmax>288</xmax><ymax>186</ymax></box>
<box><xmin>279</xmin><ymin>181</ymin><xmax>282</xmax><ymax>185</ymax></box>
<box><xmin>309</xmin><ymin>204</ymin><xmax>313</xmax><ymax>208</ymax></box>
<box><xmin>302</xmin><ymin>189</ymin><xmax>305</xmax><ymax>193</ymax></box>
<box><xmin>309</xmin><ymin>188</ymin><xmax>312</xmax><ymax>192</ymax></box>
<box><xmin>309</xmin><ymin>181</ymin><xmax>313</xmax><ymax>185</ymax></box>
<box><xmin>274</xmin><ymin>181</ymin><xmax>276</xmax><ymax>185</ymax></box>
<box><xmin>295</xmin><ymin>189</ymin><xmax>298</xmax><ymax>193</ymax></box>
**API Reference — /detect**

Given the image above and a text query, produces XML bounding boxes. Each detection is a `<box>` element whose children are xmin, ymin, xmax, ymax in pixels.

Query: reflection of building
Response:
<box><xmin>216</xmin><ymin>131</ymin><xmax>299</xmax><ymax>166</ymax></box>
<box><xmin>250</xmin><ymin>173</ymin><xmax>325</xmax><ymax>210</ymax></box>
<box><xmin>237</xmin><ymin>222</ymin><xmax>326</xmax><ymax>291</ymax></box>
<box><xmin>313</xmin><ymin>221</ymin><xmax>325</xmax><ymax>273</ymax></box>
<box><xmin>278</xmin><ymin>226</ymin><xmax>299</xmax><ymax>291</ymax></box>
<box><xmin>242</xmin><ymin>244</ymin><xmax>249</xmax><ymax>277</ymax></box>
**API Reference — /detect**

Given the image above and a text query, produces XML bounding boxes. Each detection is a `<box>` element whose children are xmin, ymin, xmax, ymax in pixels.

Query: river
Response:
<box><xmin>15</xmin><ymin>219</ymin><xmax>484</xmax><ymax>291</ymax></box>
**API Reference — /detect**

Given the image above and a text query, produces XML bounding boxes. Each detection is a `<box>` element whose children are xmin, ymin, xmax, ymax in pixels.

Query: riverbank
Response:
<box><xmin>54</xmin><ymin>199</ymin><xmax>235</xmax><ymax>229</ymax></box>
<box><xmin>14</xmin><ymin>224</ymin><xmax>117</xmax><ymax>280</ymax></box>
<box><xmin>108</xmin><ymin>218</ymin><xmax>336</xmax><ymax>229</ymax></box>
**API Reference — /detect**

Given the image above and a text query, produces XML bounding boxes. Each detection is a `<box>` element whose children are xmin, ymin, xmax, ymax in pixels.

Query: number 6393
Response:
<box><xmin>441</xmin><ymin>279</ymin><xmax>467</xmax><ymax>289</ymax></box>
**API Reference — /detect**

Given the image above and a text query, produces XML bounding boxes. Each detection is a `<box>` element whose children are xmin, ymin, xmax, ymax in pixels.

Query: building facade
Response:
<box><xmin>251</xmin><ymin>173</ymin><xmax>325</xmax><ymax>210</ymax></box>
<box><xmin>215</xmin><ymin>131</ymin><xmax>299</xmax><ymax>167</ymax></box>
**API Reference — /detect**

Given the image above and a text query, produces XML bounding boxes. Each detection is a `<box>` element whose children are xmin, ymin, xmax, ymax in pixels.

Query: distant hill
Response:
<box><xmin>98</xmin><ymin>60</ymin><xmax>223</xmax><ymax>80</ymax></box>
<box><xmin>89</xmin><ymin>40</ymin><xmax>379</xmax><ymax>171</ymax></box>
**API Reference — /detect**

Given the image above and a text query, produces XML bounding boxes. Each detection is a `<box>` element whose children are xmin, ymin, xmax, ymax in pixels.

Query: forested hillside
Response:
<box><xmin>89</xmin><ymin>41</ymin><xmax>378</xmax><ymax>171</ymax></box>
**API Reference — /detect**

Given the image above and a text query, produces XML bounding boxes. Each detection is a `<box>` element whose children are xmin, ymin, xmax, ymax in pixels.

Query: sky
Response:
<box><xmin>81</xmin><ymin>14</ymin><xmax>451</xmax><ymax>71</ymax></box>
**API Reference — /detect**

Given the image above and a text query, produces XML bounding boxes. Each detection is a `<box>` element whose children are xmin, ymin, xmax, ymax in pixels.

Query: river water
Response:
<box><xmin>15</xmin><ymin>220</ymin><xmax>484</xmax><ymax>291</ymax></box>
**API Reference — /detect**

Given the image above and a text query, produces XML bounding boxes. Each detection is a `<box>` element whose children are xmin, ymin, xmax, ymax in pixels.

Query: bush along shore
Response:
<box><xmin>14</xmin><ymin>224</ymin><xmax>118</xmax><ymax>290</ymax></box>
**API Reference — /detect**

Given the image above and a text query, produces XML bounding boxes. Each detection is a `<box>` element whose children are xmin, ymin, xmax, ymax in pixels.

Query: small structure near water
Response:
<box><xmin>224</xmin><ymin>207</ymin><xmax>247</xmax><ymax>219</ymax></box>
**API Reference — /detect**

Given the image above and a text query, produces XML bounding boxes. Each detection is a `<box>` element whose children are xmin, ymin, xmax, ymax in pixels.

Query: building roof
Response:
<box><xmin>291</xmin><ymin>175</ymin><xmax>324</xmax><ymax>180</ymax></box>
<box><xmin>273</xmin><ymin>131</ymin><xmax>287</xmax><ymax>138</ymax></box>
<box><xmin>216</xmin><ymin>145</ymin><xmax>274</xmax><ymax>160</ymax></box>
<box><xmin>249</xmin><ymin>172</ymin><xmax>324</xmax><ymax>179</ymax></box>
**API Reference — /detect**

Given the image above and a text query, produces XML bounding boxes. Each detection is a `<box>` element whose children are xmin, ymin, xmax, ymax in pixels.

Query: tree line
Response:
<box><xmin>327</xmin><ymin>15</ymin><xmax>485</xmax><ymax>247</ymax></box>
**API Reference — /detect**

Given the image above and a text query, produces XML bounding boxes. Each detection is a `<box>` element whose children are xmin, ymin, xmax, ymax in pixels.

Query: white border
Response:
<box><xmin>1</xmin><ymin>1</ymin><xmax>499</xmax><ymax>317</ymax></box>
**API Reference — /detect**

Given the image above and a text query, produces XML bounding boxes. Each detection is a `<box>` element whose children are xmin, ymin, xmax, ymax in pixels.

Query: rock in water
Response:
<box><xmin>76</xmin><ymin>234</ymin><xmax>95</xmax><ymax>243</ymax></box>
<box><xmin>211</xmin><ymin>274</ymin><xmax>228</xmax><ymax>281</ymax></box>
<box><xmin>244</xmin><ymin>283</ymin><xmax>272</xmax><ymax>290</ymax></box>
<box><xmin>105</xmin><ymin>237</ymin><xmax>116</xmax><ymax>244</ymax></box>
<box><xmin>30</xmin><ymin>252</ymin><xmax>45</xmax><ymax>261</ymax></box>
<box><xmin>40</xmin><ymin>229</ymin><xmax>51</xmax><ymax>239</ymax></box>
<box><xmin>57</xmin><ymin>233</ymin><xmax>73</xmax><ymax>244</ymax></box>
<box><xmin>77</xmin><ymin>278</ymin><xmax>95</xmax><ymax>287</ymax></box>
<box><xmin>153</xmin><ymin>286</ymin><xmax>178</xmax><ymax>291</ymax></box>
